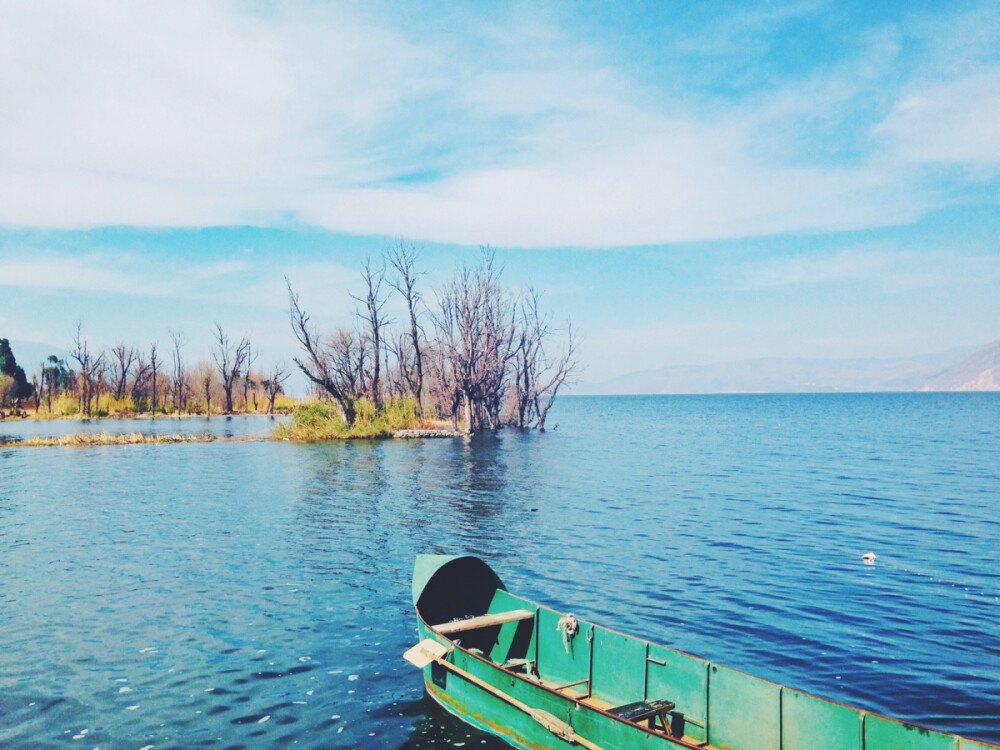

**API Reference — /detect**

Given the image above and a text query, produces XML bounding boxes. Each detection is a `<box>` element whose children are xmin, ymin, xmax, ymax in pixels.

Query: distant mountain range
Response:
<box><xmin>580</xmin><ymin>340</ymin><xmax>1000</xmax><ymax>395</ymax></box>
<box><xmin>921</xmin><ymin>339</ymin><xmax>1000</xmax><ymax>391</ymax></box>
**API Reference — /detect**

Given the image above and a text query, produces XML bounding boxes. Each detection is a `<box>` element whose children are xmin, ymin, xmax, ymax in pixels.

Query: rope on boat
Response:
<box><xmin>556</xmin><ymin>613</ymin><xmax>579</xmax><ymax>653</ymax></box>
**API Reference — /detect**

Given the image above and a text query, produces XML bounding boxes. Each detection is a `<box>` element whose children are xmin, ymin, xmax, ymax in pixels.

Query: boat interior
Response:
<box><xmin>416</xmin><ymin>557</ymin><xmax>706</xmax><ymax>745</ymax></box>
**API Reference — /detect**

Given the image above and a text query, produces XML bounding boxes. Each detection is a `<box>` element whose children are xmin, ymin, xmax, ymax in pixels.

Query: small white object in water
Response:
<box><xmin>257</xmin><ymin>715</ymin><xmax>270</xmax><ymax>724</ymax></box>
<box><xmin>861</xmin><ymin>552</ymin><xmax>876</xmax><ymax>564</ymax></box>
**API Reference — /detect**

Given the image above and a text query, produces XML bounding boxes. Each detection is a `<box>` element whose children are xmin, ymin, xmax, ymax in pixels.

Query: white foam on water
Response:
<box><xmin>126</xmin><ymin>705</ymin><xmax>139</xmax><ymax>710</ymax></box>
<box><xmin>347</xmin><ymin>674</ymin><xmax>358</xmax><ymax>681</ymax></box>
<box><xmin>257</xmin><ymin>715</ymin><xmax>270</xmax><ymax>724</ymax></box>
<box><xmin>337</xmin><ymin>727</ymin><xmax>344</xmax><ymax>734</ymax></box>
<box><xmin>119</xmin><ymin>687</ymin><xmax>132</xmax><ymax>693</ymax></box>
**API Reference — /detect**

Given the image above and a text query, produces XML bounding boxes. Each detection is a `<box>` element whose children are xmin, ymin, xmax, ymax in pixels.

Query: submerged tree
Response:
<box><xmin>434</xmin><ymin>249</ymin><xmax>518</xmax><ymax>432</ymax></box>
<box><xmin>512</xmin><ymin>289</ymin><xmax>578</xmax><ymax>430</ymax></box>
<box><xmin>288</xmin><ymin>244</ymin><xmax>579</xmax><ymax>434</ymax></box>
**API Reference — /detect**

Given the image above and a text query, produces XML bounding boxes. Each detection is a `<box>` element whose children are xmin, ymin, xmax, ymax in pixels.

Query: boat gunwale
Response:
<box><xmin>414</xmin><ymin>571</ymin><xmax>1000</xmax><ymax>749</ymax></box>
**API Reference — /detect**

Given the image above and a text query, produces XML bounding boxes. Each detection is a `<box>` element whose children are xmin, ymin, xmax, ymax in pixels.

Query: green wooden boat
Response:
<box><xmin>405</xmin><ymin>554</ymin><xmax>997</xmax><ymax>750</ymax></box>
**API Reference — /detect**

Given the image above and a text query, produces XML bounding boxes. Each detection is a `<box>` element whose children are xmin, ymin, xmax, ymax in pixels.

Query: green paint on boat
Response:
<box><xmin>406</xmin><ymin>555</ymin><xmax>998</xmax><ymax>750</ymax></box>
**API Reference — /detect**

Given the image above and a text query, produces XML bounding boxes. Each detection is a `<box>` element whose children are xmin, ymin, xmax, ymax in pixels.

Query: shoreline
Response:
<box><xmin>0</xmin><ymin>433</ymin><xmax>267</xmax><ymax>448</ymax></box>
<box><xmin>1</xmin><ymin>427</ymin><xmax>463</xmax><ymax>448</ymax></box>
<box><xmin>0</xmin><ymin>410</ymin><xmax>291</xmax><ymax>423</ymax></box>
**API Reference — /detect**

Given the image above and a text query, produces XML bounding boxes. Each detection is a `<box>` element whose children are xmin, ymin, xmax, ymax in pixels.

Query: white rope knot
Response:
<box><xmin>556</xmin><ymin>613</ymin><xmax>579</xmax><ymax>652</ymax></box>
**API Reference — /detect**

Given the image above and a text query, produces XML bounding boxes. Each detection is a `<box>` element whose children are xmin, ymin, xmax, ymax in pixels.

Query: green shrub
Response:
<box><xmin>274</xmin><ymin>397</ymin><xmax>420</xmax><ymax>441</ymax></box>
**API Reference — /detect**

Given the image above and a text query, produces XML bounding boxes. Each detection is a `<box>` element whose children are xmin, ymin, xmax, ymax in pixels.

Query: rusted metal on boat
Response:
<box><xmin>406</xmin><ymin>554</ymin><xmax>999</xmax><ymax>750</ymax></box>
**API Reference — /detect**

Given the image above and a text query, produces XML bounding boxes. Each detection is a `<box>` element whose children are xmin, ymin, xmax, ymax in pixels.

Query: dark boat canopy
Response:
<box><xmin>412</xmin><ymin>555</ymin><xmax>507</xmax><ymax>628</ymax></box>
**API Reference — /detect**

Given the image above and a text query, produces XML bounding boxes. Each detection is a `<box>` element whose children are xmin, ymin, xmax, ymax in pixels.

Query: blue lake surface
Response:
<box><xmin>1</xmin><ymin>394</ymin><xmax>998</xmax><ymax>748</ymax></box>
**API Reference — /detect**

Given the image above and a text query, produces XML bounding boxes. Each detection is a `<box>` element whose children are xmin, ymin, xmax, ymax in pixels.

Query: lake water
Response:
<box><xmin>1</xmin><ymin>394</ymin><xmax>998</xmax><ymax>748</ymax></box>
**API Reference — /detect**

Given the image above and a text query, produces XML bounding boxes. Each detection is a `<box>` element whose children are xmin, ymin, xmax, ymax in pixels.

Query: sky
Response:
<box><xmin>0</xmin><ymin>0</ymin><xmax>998</xmax><ymax>388</ymax></box>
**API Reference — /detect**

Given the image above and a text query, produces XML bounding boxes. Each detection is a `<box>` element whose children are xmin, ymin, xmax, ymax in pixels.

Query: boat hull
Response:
<box><xmin>410</xmin><ymin>555</ymin><xmax>999</xmax><ymax>750</ymax></box>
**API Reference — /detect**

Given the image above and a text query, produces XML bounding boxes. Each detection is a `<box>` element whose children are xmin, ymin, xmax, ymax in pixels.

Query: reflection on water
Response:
<box><xmin>0</xmin><ymin>394</ymin><xmax>998</xmax><ymax>747</ymax></box>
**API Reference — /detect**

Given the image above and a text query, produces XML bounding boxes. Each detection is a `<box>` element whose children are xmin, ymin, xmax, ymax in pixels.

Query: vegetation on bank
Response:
<box><xmin>9</xmin><ymin>391</ymin><xmax>297</xmax><ymax>420</ymax></box>
<box><xmin>0</xmin><ymin>432</ymin><xmax>239</xmax><ymax>448</ymax></box>
<box><xmin>0</xmin><ymin>325</ymin><xmax>294</xmax><ymax>420</ymax></box>
<box><xmin>273</xmin><ymin>397</ymin><xmax>453</xmax><ymax>440</ymax></box>
<box><xmin>2</xmin><ymin>241</ymin><xmax>578</xmax><ymax>442</ymax></box>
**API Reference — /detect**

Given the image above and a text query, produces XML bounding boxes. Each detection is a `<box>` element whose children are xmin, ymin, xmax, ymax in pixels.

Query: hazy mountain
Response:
<box><xmin>579</xmin><ymin>347</ymin><xmax>982</xmax><ymax>395</ymax></box>
<box><xmin>921</xmin><ymin>340</ymin><xmax>1000</xmax><ymax>391</ymax></box>
<box><xmin>3</xmin><ymin>340</ymin><xmax>73</xmax><ymax>371</ymax></box>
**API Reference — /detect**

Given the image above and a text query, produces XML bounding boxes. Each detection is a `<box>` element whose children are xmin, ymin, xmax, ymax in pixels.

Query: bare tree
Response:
<box><xmin>351</xmin><ymin>257</ymin><xmax>390</xmax><ymax>409</ymax></box>
<box><xmin>30</xmin><ymin>369</ymin><xmax>41</xmax><ymax>413</ymax></box>
<box><xmin>71</xmin><ymin>322</ymin><xmax>105</xmax><ymax>417</ymax></box>
<box><xmin>513</xmin><ymin>289</ymin><xmax>578</xmax><ymax>430</ymax></box>
<box><xmin>434</xmin><ymin>249</ymin><xmax>517</xmax><ymax>432</ymax></box>
<box><xmin>130</xmin><ymin>350</ymin><xmax>152</xmax><ymax>410</ymax></box>
<box><xmin>93</xmin><ymin>360</ymin><xmax>108</xmax><ymax>415</ymax></box>
<box><xmin>170</xmin><ymin>331</ymin><xmax>186</xmax><ymax>414</ymax></box>
<box><xmin>110</xmin><ymin>344</ymin><xmax>136</xmax><ymax>399</ymax></box>
<box><xmin>149</xmin><ymin>343</ymin><xmax>160</xmax><ymax>414</ymax></box>
<box><xmin>387</xmin><ymin>240</ymin><xmax>425</xmax><ymax>410</ymax></box>
<box><xmin>241</xmin><ymin>344</ymin><xmax>258</xmax><ymax>412</ymax></box>
<box><xmin>287</xmin><ymin>279</ymin><xmax>358</xmax><ymax>425</ymax></box>
<box><xmin>212</xmin><ymin>323</ymin><xmax>250</xmax><ymax>413</ymax></box>
<box><xmin>203</xmin><ymin>370</ymin><xmax>213</xmax><ymax>414</ymax></box>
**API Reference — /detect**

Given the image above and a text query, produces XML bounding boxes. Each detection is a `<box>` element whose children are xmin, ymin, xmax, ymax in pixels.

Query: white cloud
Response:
<box><xmin>874</xmin><ymin>69</ymin><xmax>1000</xmax><ymax>167</ymax></box>
<box><xmin>0</xmin><ymin>1</ymin><xmax>996</xmax><ymax>247</ymax></box>
<box><xmin>0</xmin><ymin>254</ymin><xmax>174</xmax><ymax>295</ymax></box>
<box><xmin>726</xmin><ymin>247</ymin><xmax>1000</xmax><ymax>291</ymax></box>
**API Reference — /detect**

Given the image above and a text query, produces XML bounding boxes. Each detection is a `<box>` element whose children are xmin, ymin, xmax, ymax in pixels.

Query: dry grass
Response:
<box><xmin>0</xmin><ymin>432</ymin><xmax>263</xmax><ymax>448</ymax></box>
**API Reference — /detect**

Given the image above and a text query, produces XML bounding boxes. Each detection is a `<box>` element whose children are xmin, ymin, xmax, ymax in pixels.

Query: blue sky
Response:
<box><xmin>0</xmin><ymin>0</ymin><xmax>997</xmax><ymax>386</ymax></box>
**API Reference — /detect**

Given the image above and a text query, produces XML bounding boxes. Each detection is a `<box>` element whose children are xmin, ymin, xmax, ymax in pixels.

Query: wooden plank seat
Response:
<box><xmin>433</xmin><ymin>608</ymin><xmax>534</xmax><ymax>635</ymax></box>
<box><xmin>608</xmin><ymin>698</ymin><xmax>676</xmax><ymax>732</ymax></box>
